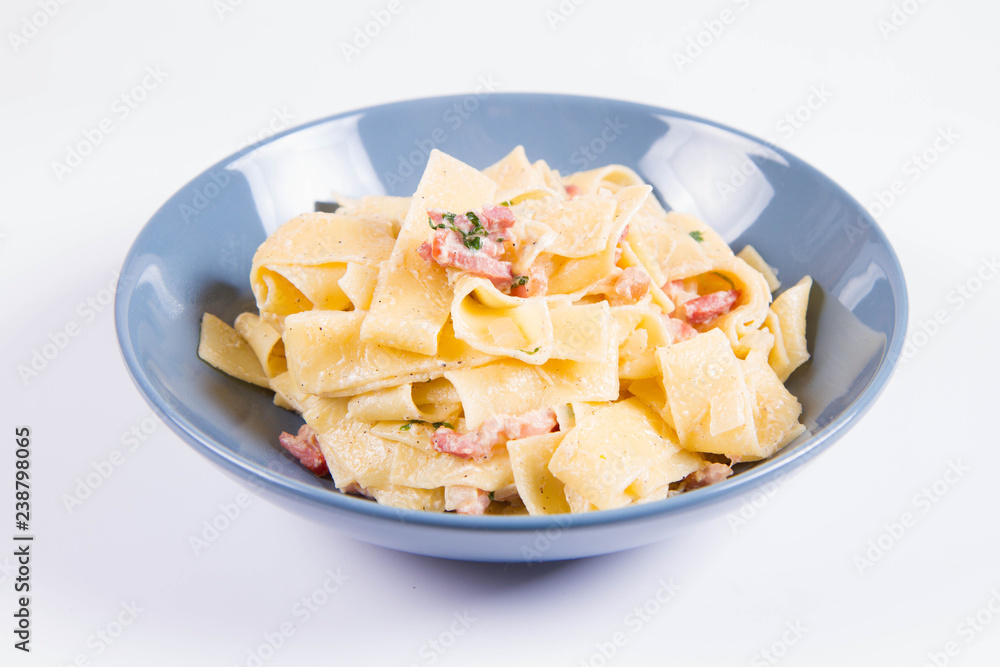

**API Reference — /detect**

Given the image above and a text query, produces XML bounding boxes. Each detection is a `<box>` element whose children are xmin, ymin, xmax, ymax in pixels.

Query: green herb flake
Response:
<box><xmin>432</xmin><ymin>421</ymin><xmax>454</xmax><ymax>430</ymax></box>
<box><xmin>499</xmin><ymin>200</ymin><xmax>512</xmax><ymax>207</ymax></box>
<box><xmin>518</xmin><ymin>346</ymin><xmax>541</xmax><ymax>355</ymax></box>
<box><xmin>689</xmin><ymin>230</ymin><xmax>705</xmax><ymax>242</ymax></box>
<box><xmin>488</xmin><ymin>491</ymin><xmax>495</xmax><ymax>501</ymax></box>
<box><xmin>712</xmin><ymin>271</ymin><xmax>735</xmax><ymax>289</ymax></box>
<box><xmin>513</xmin><ymin>275</ymin><xmax>529</xmax><ymax>287</ymax></box>
<box><xmin>399</xmin><ymin>422</ymin><xmax>413</xmax><ymax>431</ymax></box>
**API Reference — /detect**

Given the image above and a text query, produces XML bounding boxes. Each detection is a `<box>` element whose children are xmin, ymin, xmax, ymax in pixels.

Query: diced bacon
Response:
<box><xmin>425</xmin><ymin>227</ymin><xmax>513</xmax><ymax>290</ymax></box>
<box><xmin>341</xmin><ymin>482</ymin><xmax>373</xmax><ymax>499</ymax></box>
<box><xmin>448</xmin><ymin>250</ymin><xmax>513</xmax><ymax>290</ymax></box>
<box><xmin>618</xmin><ymin>224</ymin><xmax>630</xmax><ymax>245</ymax></box>
<box><xmin>614</xmin><ymin>224</ymin><xmax>630</xmax><ymax>262</ymax></box>
<box><xmin>565</xmin><ymin>184</ymin><xmax>580</xmax><ymax>198</ymax></box>
<box><xmin>491</xmin><ymin>484</ymin><xmax>519</xmax><ymax>502</ymax></box>
<box><xmin>502</xmin><ymin>408</ymin><xmax>558</xmax><ymax>440</ymax></box>
<box><xmin>663</xmin><ymin>279</ymin><xmax>699</xmax><ymax>307</ymax></box>
<box><xmin>660</xmin><ymin>316</ymin><xmax>698</xmax><ymax>344</ymax></box>
<box><xmin>510</xmin><ymin>267</ymin><xmax>549</xmax><ymax>298</ymax></box>
<box><xmin>480</xmin><ymin>205</ymin><xmax>516</xmax><ymax>232</ymax></box>
<box><xmin>682</xmin><ymin>462</ymin><xmax>733</xmax><ymax>490</ymax></box>
<box><xmin>431</xmin><ymin>424</ymin><xmax>502</xmax><ymax>460</ymax></box>
<box><xmin>445</xmin><ymin>485</ymin><xmax>491</xmax><ymax>515</ymax></box>
<box><xmin>278</xmin><ymin>425</ymin><xmax>328</xmax><ymax>476</ymax></box>
<box><xmin>421</xmin><ymin>208</ymin><xmax>516</xmax><ymax>290</ymax></box>
<box><xmin>431</xmin><ymin>408</ymin><xmax>557</xmax><ymax>460</ymax></box>
<box><xmin>614</xmin><ymin>267</ymin><xmax>650</xmax><ymax>302</ymax></box>
<box><xmin>681</xmin><ymin>289</ymin><xmax>739</xmax><ymax>325</ymax></box>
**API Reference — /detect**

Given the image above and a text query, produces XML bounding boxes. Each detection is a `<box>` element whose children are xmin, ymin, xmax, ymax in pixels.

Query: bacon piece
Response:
<box><xmin>564</xmin><ymin>184</ymin><xmax>580</xmax><ymax>198</ymax></box>
<box><xmin>682</xmin><ymin>463</ymin><xmax>733</xmax><ymax>490</ymax></box>
<box><xmin>431</xmin><ymin>423</ymin><xmax>502</xmax><ymax>460</ymax></box>
<box><xmin>480</xmin><ymin>205</ymin><xmax>516</xmax><ymax>232</ymax></box>
<box><xmin>614</xmin><ymin>267</ymin><xmax>650</xmax><ymax>302</ymax></box>
<box><xmin>341</xmin><ymin>482</ymin><xmax>373</xmax><ymax>499</ymax></box>
<box><xmin>510</xmin><ymin>267</ymin><xmax>549</xmax><ymax>298</ymax></box>
<box><xmin>277</xmin><ymin>425</ymin><xmax>328</xmax><ymax>476</ymax></box>
<box><xmin>425</xmin><ymin>228</ymin><xmax>513</xmax><ymax>290</ymax></box>
<box><xmin>681</xmin><ymin>290</ymin><xmax>739</xmax><ymax>325</ymax></box>
<box><xmin>663</xmin><ymin>279</ymin><xmax>699</xmax><ymax>308</ymax></box>
<box><xmin>618</xmin><ymin>224</ymin><xmax>630</xmax><ymax>245</ymax></box>
<box><xmin>502</xmin><ymin>408</ymin><xmax>558</xmax><ymax>440</ymax></box>
<box><xmin>421</xmin><ymin>208</ymin><xmax>515</xmax><ymax>290</ymax></box>
<box><xmin>431</xmin><ymin>408</ymin><xmax>557</xmax><ymax>460</ymax></box>
<box><xmin>661</xmin><ymin>316</ymin><xmax>698</xmax><ymax>344</ymax></box>
<box><xmin>445</xmin><ymin>485</ymin><xmax>491</xmax><ymax>515</ymax></box>
<box><xmin>614</xmin><ymin>224</ymin><xmax>630</xmax><ymax>262</ymax></box>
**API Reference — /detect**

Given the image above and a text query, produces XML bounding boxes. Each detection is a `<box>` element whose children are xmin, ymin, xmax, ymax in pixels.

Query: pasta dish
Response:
<box><xmin>198</xmin><ymin>147</ymin><xmax>812</xmax><ymax>516</ymax></box>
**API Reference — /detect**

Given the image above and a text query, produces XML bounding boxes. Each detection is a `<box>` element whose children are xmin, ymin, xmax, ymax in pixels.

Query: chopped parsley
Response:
<box><xmin>488</xmin><ymin>491</ymin><xmax>495</xmax><ymax>501</ymax></box>
<box><xmin>512</xmin><ymin>275</ymin><xmax>529</xmax><ymax>287</ymax></box>
<box><xmin>401</xmin><ymin>420</ymin><xmax>453</xmax><ymax>431</ymax></box>
<box><xmin>519</xmin><ymin>346</ymin><xmax>541</xmax><ymax>355</ymax></box>
<box><xmin>712</xmin><ymin>271</ymin><xmax>735</xmax><ymax>288</ymax></box>
<box><xmin>499</xmin><ymin>200</ymin><xmax>512</xmax><ymax>207</ymax></box>
<box><xmin>427</xmin><ymin>210</ymin><xmax>491</xmax><ymax>251</ymax></box>
<box><xmin>689</xmin><ymin>230</ymin><xmax>705</xmax><ymax>243</ymax></box>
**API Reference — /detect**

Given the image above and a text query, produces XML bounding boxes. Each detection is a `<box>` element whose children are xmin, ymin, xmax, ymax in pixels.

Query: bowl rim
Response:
<box><xmin>115</xmin><ymin>91</ymin><xmax>909</xmax><ymax>533</ymax></box>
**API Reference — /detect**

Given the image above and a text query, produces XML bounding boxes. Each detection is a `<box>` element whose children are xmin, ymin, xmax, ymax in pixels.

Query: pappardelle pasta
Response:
<box><xmin>198</xmin><ymin>147</ymin><xmax>812</xmax><ymax>516</ymax></box>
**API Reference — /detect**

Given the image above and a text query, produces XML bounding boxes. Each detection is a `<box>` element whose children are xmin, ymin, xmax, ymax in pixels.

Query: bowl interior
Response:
<box><xmin>116</xmin><ymin>93</ymin><xmax>906</xmax><ymax>539</ymax></box>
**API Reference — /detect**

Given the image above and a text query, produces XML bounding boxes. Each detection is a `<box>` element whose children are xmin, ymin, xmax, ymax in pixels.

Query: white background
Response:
<box><xmin>3</xmin><ymin>0</ymin><xmax>999</xmax><ymax>665</ymax></box>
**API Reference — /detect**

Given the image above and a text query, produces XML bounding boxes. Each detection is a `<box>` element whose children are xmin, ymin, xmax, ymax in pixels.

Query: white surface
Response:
<box><xmin>3</xmin><ymin>0</ymin><xmax>999</xmax><ymax>665</ymax></box>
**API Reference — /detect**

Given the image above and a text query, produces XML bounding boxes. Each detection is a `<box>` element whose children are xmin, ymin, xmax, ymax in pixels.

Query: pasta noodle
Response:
<box><xmin>198</xmin><ymin>147</ymin><xmax>813</xmax><ymax>516</ymax></box>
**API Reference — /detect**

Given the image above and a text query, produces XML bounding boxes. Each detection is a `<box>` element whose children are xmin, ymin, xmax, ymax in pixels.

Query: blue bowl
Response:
<box><xmin>115</xmin><ymin>93</ymin><xmax>907</xmax><ymax>562</ymax></box>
